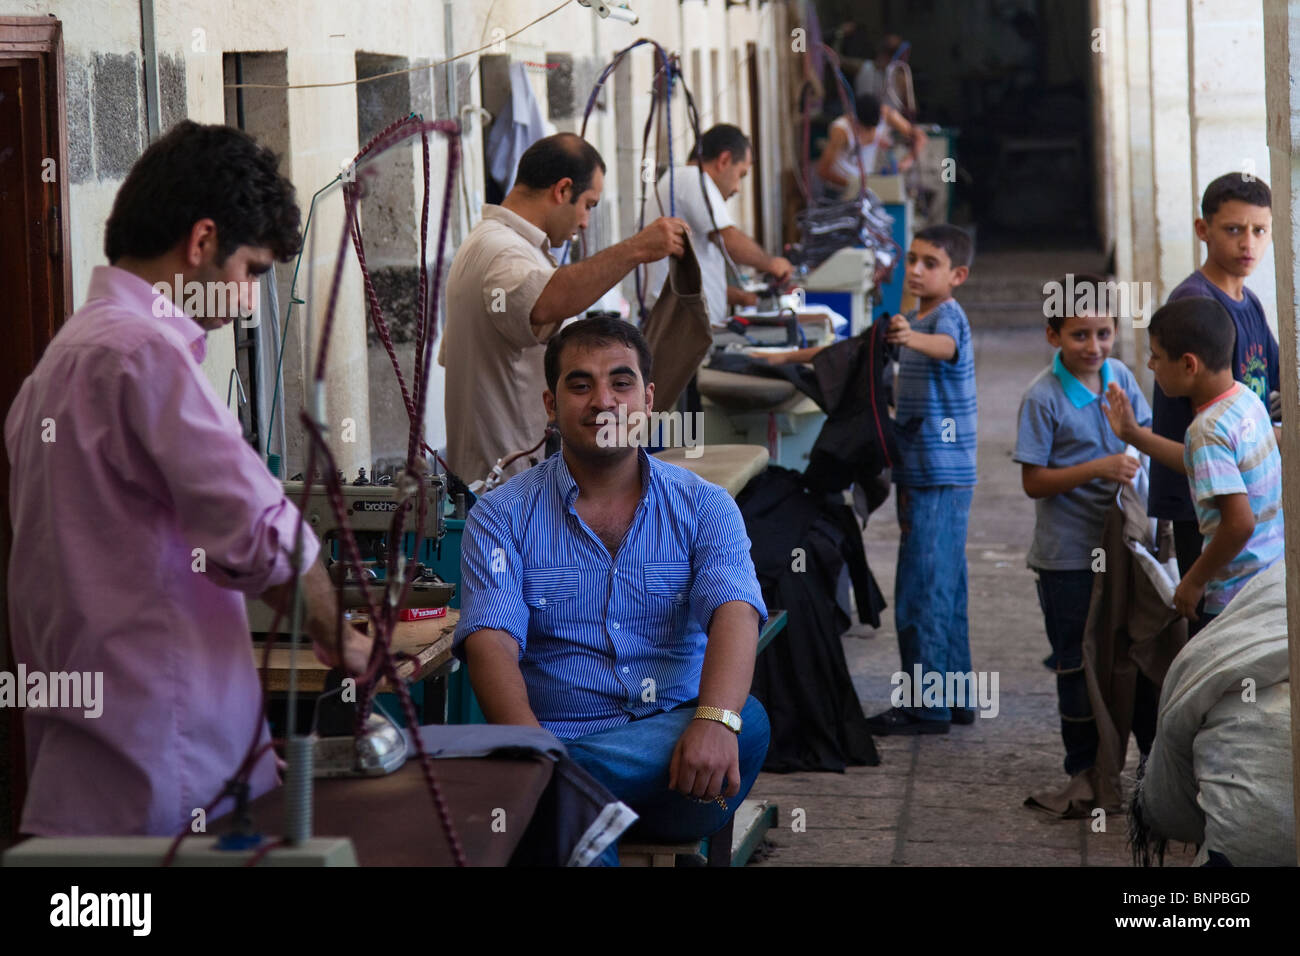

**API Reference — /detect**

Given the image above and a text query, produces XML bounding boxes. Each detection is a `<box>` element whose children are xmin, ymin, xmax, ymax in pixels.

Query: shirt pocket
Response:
<box><xmin>522</xmin><ymin>566</ymin><xmax>579</xmax><ymax>613</ymax></box>
<box><xmin>642</xmin><ymin>562</ymin><xmax>693</xmax><ymax>643</ymax></box>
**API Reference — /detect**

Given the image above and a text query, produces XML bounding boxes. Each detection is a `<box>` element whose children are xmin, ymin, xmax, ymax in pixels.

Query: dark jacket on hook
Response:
<box><xmin>739</xmin><ymin>466</ymin><xmax>882</xmax><ymax>773</ymax></box>
<box><xmin>709</xmin><ymin>317</ymin><xmax>899</xmax><ymax>507</ymax></box>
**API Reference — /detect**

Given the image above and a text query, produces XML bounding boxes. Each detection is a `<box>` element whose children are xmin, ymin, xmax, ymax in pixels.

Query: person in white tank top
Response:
<box><xmin>816</xmin><ymin>93</ymin><xmax>926</xmax><ymax>198</ymax></box>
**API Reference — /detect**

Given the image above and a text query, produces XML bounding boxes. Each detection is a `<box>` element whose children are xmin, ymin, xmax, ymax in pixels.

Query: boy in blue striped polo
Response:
<box><xmin>866</xmin><ymin>225</ymin><xmax>979</xmax><ymax>734</ymax></box>
<box><xmin>1105</xmin><ymin>297</ymin><xmax>1282</xmax><ymax>627</ymax></box>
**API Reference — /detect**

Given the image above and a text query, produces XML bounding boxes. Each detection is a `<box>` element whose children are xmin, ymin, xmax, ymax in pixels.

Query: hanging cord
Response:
<box><xmin>224</xmin><ymin>0</ymin><xmax>574</xmax><ymax>92</ymax></box>
<box><xmin>168</xmin><ymin>117</ymin><xmax>469</xmax><ymax>868</ymax></box>
<box><xmin>883</xmin><ymin>42</ymin><xmax>917</xmax><ymax>119</ymax></box>
<box><xmin>305</xmin><ymin>117</ymin><xmax>468</xmax><ymax>865</ymax></box>
<box><xmin>822</xmin><ymin>44</ymin><xmax>869</xmax><ymax>203</ymax></box>
<box><xmin>818</xmin><ymin>44</ymin><xmax>902</xmax><ymax>264</ymax></box>
<box><xmin>578</xmin><ymin>37</ymin><xmax>677</xmax><ymax>322</ymax></box>
<box><xmin>265</xmin><ymin>177</ymin><xmax>336</xmax><ymax>459</ymax></box>
<box><xmin>674</xmin><ymin>69</ymin><xmax>745</xmax><ymax>290</ymax></box>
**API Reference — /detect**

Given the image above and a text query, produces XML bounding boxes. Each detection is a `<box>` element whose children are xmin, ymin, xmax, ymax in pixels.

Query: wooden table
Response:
<box><xmin>251</xmin><ymin>609</ymin><xmax>459</xmax><ymax>694</ymax></box>
<box><xmin>246</xmin><ymin>726</ymin><xmax>554</xmax><ymax>866</ymax></box>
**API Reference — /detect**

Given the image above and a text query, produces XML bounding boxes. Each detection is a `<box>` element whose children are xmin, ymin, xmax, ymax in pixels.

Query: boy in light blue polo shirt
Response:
<box><xmin>1013</xmin><ymin>277</ymin><xmax>1154</xmax><ymax>802</ymax></box>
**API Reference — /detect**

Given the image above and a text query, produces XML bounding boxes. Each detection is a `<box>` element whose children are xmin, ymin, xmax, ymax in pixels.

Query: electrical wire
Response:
<box><xmin>223</xmin><ymin>0</ymin><xmax>575</xmax><ymax>92</ymax></box>
<box><xmin>168</xmin><ymin>116</ymin><xmax>470</xmax><ymax>868</ymax></box>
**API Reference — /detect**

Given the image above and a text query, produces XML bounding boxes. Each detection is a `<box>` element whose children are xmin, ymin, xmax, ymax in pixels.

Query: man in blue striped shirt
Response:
<box><xmin>454</xmin><ymin>317</ymin><xmax>770</xmax><ymax>860</ymax></box>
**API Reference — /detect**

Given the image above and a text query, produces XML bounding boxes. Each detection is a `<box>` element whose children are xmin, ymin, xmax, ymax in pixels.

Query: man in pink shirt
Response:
<box><xmin>4</xmin><ymin>121</ymin><xmax>366</xmax><ymax>836</ymax></box>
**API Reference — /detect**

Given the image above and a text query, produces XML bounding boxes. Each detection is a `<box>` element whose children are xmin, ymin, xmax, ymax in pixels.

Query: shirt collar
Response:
<box><xmin>88</xmin><ymin>265</ymin><xmax>210</xmax><ymax>363</ymax></box>
<box><xmin>1052</xmin><ymin>351</ymin><xmax>1112</xmax><ymax>409</ymax></box>
<box><xmin>552</xmin><ymin>446</ymin><xmax>654</xmax><ymax>510</ymax></box>
<box><xmin>481</xmin><ymin>204</ymin><xmax>552</xmax><ymax>258</ymax></box>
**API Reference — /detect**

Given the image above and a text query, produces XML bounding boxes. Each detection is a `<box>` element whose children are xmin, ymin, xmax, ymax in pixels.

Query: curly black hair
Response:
<box><xmin>104</xmin><ymin>120</ymin><xmax>302</xmax><ymax>264</ymax></box>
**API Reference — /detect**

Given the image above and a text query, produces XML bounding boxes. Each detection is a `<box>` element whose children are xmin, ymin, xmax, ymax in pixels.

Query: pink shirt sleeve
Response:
<box><xmin>112</xmin><ymin>335</ymin><xmax>320</xmax><ymax>595</ymax></box>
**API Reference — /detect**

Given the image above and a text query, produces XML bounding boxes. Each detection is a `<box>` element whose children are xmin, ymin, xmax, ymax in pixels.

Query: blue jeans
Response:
<box><xmin>894</xmin><ymin>485</ymin><xmax>974</xmax><ymax>722</ymax></box>
<box><xmin>564</xmin><ymin>695</ymin><xmax>770</xmax><ymax>866</ymax></box>
<box><xmin>1035</xmin><ymin>569</ymin><xmax>1099</xmax><ymax>776</ymax></box>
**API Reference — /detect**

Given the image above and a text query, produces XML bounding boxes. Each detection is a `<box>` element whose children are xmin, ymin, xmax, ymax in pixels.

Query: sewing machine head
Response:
<box><xmin>246</xmin><ymin>467</ymin><xmax>454</xmax><ymax>630</ymax></box>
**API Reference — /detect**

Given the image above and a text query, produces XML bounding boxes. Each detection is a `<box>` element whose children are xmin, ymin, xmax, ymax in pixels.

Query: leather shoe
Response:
<box><xmin>865</xmin><ymin>707</ymin><xmax>949</xmax><ymax>736</ymax></box>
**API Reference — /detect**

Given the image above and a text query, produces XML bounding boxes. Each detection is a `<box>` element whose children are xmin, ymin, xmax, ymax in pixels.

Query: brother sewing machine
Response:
<box><xmin>247</xmin><ymin>466</ymin><xmax>455</xmax><ymax>779</ymax></box>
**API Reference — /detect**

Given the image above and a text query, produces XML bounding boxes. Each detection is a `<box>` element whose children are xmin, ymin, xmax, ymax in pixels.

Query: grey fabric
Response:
<box><xmin>1138</xmin><ymin>559</ymin><xmax>1295</xmax><ymax>866</ymax></box>
<box><xmin>407</xmin><ymin>723</ymin><xmax>565</xmax><ymax>760</ymax></box>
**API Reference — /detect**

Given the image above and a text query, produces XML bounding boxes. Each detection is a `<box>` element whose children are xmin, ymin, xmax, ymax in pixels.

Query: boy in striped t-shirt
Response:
<box><xmin>1104</xmin><ymin>297</ymin><xmax>1282</xmax><ymax>627</ymax></box>
<box><xmin>865</xmin><ymin>225</ymin><xmax>979</xmax><ymax>734</ymax></box>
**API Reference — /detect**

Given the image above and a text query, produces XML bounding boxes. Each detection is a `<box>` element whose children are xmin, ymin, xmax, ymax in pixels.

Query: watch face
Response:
<box><xmin>725</xmin><ymin>711</ymin><xmax>742</xmax><ymax>732</ymax></box>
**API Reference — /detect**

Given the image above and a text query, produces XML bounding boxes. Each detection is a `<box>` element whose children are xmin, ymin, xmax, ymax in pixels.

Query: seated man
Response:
<box><xmin>453</xmin><ymin>316</ymin><xmax>770</xmax><ymax>864</ymax></box>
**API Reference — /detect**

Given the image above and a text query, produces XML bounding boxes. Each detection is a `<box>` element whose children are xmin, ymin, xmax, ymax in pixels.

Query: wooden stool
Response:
<box><xmin>616</xmin><ymin>798</ymin><xmax>777</xmax><ymax>868</ymax></box>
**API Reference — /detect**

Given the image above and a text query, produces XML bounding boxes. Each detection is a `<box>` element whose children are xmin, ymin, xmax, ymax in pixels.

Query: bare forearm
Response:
<box><xmin>721</xmin><ymin>227</ymin><xmax>775</xmax><ymax>273</ymax></box>
<box><xmin>1022</xmin><ymin>462</ymin><xmax>1098</xmax><ymax>499</ymax></box>
<box><xmin>817</xmin><ymin>150</ymin><xmax>848</xmax><ymax>186</ymax></box>
<box><xmin>1124</xmin><ymin>426</ymin><xmax>1186</xmax><ymax>474</ymax></box>
<box><xmin>530</xmin><ymin>241</ymin><xmax>644</xmax><ymax>326</ymax></box>
<box><xmin>697</xmin><ymin>600</ymin><xmax>759</xmax><ymax>712</ymax></box>
<box><xmin>761</xmin><ymin>344</ymin><xmax>827</xmax><ymax>365</ymax></box>
<box><xmin>903</xmin><ymin>332</ymin><xmax>956</xmax><ymax>361</ymax></box>
<box><xmin>261</xmin><ymin>559</ymin><xmax>336</xmax><ymax>647</ymax></box>
<box><xmin>463</xmin><ymin>629</ymin><xmax>541</xmax><ymax>727</ymax></box>
<box><xmin>1185</xmin><ymin>515</ymin><xmax>1254</xmax><ymax>589</ymax></box>
<box><xmin>909</xmin><ymin>128</ymin><xmax>927</xmax><ymax>159</ymax></box>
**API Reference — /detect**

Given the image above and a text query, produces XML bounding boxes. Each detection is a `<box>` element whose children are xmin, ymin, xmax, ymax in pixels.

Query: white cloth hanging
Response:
<box><xmin>487</xmin><ymin>61</ymin><xmax>551</xmax><ymax>195</ymax></box>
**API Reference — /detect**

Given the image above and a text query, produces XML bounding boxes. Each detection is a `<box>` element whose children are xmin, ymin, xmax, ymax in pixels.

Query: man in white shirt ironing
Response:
<box><xmin>646</xmin><ymin>124</ymin><xmax>793</xmax><ymax>327</ymax></box>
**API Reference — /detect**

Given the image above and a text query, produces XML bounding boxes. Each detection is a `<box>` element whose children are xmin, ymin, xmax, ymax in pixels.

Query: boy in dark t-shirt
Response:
<box><xmin>1148</xmin><ymin>173</ymin><xmax>1281</xmax><ymax>631</ymax></box>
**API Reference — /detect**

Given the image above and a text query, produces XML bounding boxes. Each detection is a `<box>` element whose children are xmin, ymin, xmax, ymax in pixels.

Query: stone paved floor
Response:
<box><xmin>748</xmin><ymin>312</ymin><xmax>1193</xmax><ymax>867</ymax></box>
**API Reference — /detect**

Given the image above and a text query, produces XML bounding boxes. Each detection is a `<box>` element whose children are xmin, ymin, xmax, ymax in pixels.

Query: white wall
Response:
<box><xmin>7</xmin><ymin>0</ymin><xmax>791</xmax><ymax>478</ymax></box>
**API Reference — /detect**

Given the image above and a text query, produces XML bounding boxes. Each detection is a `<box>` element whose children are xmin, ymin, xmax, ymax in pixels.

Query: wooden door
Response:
<box><xmin>0</xmin><ymin>16</ymin><xmax>72</xmax><ymax>845</ymax></box>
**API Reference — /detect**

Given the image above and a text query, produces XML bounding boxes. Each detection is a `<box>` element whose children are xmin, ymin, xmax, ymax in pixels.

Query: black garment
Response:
<box><xmin>709</xmin><ymin>318</ymin><xmax>899</xmax><ymax>508</ymax></box>
<box><xmin>739</xmin><ymin>466</ymin><xmax>881</xmax><ymax>772</ymax></box>
<box><xmin>508</xmin><ymin>752</ymin><xmax>635</xmax><ymax>867</ymax></box>
<box><xmin>802</xmin><ymin>318</ymin><xmax>900</xmax><ymax>499</ymax></box>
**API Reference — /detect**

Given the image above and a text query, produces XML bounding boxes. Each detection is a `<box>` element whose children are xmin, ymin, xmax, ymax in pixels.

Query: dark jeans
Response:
<box><xmin>1035</xmin><ymin>570</ymin><xmax>1099</xmax><ymax>776</ymax></box>
<box><xmin>1035</xmin><ymin>570</ymin><xmax>1159</xmax><ymax>775</ymax></box>
<box><xmin>564</xmin><ymin>696</ymin><xmax>770</xmax><ymax>866</ymax></box>
<box><xmin>1172</xmin><ymin>519</ymin><xmax>1209</xmax><ymax>636</ymax></box>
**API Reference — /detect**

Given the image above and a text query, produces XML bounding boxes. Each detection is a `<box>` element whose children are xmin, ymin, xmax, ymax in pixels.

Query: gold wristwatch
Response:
<box><xmin>694</xmin><ymin>706</ymin><xmax>742</xmax><ymax>734</ymax></box>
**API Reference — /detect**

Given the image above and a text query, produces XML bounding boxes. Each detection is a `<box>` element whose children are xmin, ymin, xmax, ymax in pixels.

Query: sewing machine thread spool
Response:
<box><xmin>284</xmin><ymin>734</ymin><xmax>314</xmax><ymax>845</ymax></box>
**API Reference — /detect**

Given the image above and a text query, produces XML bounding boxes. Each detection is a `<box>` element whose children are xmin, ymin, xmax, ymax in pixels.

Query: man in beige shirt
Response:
<box><xmin>443</xmin><ymin>132</ymin><xmax>687</xmax><ymax>484</ymax></box>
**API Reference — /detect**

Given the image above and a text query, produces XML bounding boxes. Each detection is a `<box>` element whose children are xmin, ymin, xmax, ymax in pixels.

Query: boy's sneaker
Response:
<box><xmin>864</xmin><ymin>707</ymin><xmax>950</xmax><ymax>736</ymax></box>
<box><xmin>951</xmin><ymin>707</ymin><xmax>976</xmax><ymax>725</ymax></box>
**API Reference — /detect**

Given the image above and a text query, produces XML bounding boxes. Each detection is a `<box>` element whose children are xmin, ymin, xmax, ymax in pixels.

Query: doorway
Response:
<box><xmin>0</xmin><ymin>15</ymin><xmax>73</xmax><ymax>845</ymax></box>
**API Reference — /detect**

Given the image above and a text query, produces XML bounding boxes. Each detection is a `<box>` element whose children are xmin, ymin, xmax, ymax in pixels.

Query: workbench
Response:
<box><xmin>251</xmin><ymin>610</ymin><xmax>458</xmax><ymax>694</ymax></box>
<box><xmin>245</xmin><ymin>724</ymin><xmax>553</xmax><ymax>866</ymax></box>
